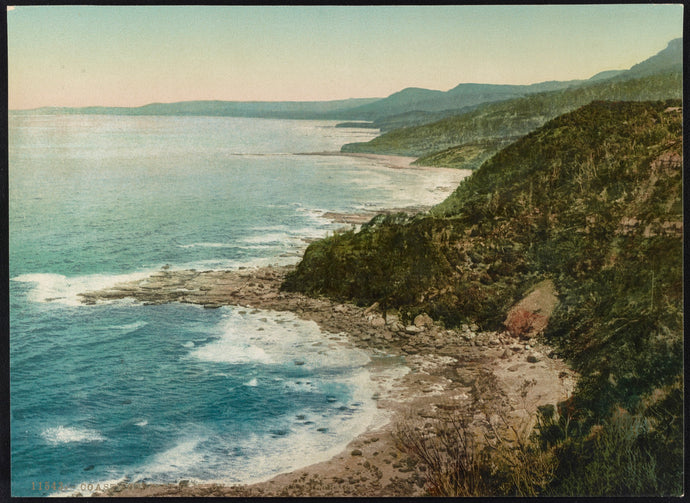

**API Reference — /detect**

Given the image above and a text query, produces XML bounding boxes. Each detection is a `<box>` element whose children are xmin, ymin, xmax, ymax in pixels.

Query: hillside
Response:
<box><xmin>284</xmin><ymin>100</ymin><xmax>683</xmax><ymax>495</ymax></box>
<box><xmin>343</xmin><ymin>38</ymin><xmax>682</xmax><ymax>169</ymax></box>
<box><xmin>620</xmin><ymin>37</ymin><xmax>682</xmax><ymax>79</ymax></box>
<box><xmin>343</xmin><ymin>71</ymin><xmax>681</xmax><ymax>166</ymax></box>
<box><xmin>341</xmin><ymin>80</ymin><xmax>585</xmax><ymax>121</ymax></box>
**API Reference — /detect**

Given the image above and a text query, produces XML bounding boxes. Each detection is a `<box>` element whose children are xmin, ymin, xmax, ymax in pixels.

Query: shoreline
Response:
<box><xmin>71</xmin><ymin>152</ymin><xmax>571</xmax><ymax>498</ymax></box>
<box><xmin>79</xmin><ymin>266</ymin><xmax>577</xmax><ymax>497</ymax></box>
<box><xmin>297</xmin><ymin>150</ymin><xmax>468</xmax><ymax>174</ymax></box>
<box><xmin>297</xmin><ymin>151</ymin><xmax>419</xmax><ymax>169</ymax></box>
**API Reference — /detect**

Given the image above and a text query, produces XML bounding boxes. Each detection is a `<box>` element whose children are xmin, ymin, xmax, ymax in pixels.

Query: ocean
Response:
<box><xmin>8</xmin><ymin>114</ymin><xmax>468</xmax><ymax>496</ymax></box>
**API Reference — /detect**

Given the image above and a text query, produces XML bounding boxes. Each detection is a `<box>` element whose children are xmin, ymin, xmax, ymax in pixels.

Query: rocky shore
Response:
<box><xmin>78</xmin><ymin>266</ymin><xmax>577</xmax><ymax>497</ymax></box>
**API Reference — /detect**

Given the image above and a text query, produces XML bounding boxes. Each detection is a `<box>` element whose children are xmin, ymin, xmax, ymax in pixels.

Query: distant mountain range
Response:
<box><xmin>341</xmin><ymin>37</ymin><xmax>682</xmax><ymax>167</ymax></box>
<box><xmin>16</xmin><ymin>98</ymin><xmax>381</xmax><ymax>120</ymax></box>
<box><xmin>14</xmin><ymin>38</ymin><xmax>681</xmax><ymax>128</ymax></box>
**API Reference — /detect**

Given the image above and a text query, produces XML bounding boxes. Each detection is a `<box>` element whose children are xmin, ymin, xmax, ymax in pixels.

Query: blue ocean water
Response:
<box><xmin>9</xmin><ymin>114</ymin><xmax>467</xmax><ymax>496</ymax></box>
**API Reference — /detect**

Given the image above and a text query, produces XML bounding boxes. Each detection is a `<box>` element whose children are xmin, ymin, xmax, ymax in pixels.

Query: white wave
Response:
<box><xmin>135</xmin><ymin>420</ymin><xmax>148</xmax><ymax>427</ymax></box>
<box><xmin>240</xmin><ymin>232</ymin><xmax>291</xmax><ymax>245</ymax></box>
<box><xmin>12</xmin><ymin>271</ymin><xmax>153</xmax><ymax>306</ymax></box>
<box><xmin>115</xmin><ymin>321</ymin><xmax>148</xmax><ymax>334</ymax></box>
<box><xmin>42</xmin><ymin>425</ymin><xmax>105</xmax><ymax>444</ymax></box>
<box><xmin>177</xmin><ymin>242</ymin><xmax>238</xmax><ymax>249</ymax></box>
<box><xmin>175</xmin><ymin>254</ymin><xmax>303</xmax><ymax>272</ymax></box>
<box><xmin>210</xmin><ymin>370</ymin><xmax>384</xmax><ymax>486</ymax></box>
<box><xmin>133</xmin><ymin>437</ymin><xmax>205</xmax><ymax>481</ymax></box>
<box><xmin>244</xmin><ymin>378</ymin><xmax>259</xmax><ymax>387</ymax></box>
<box><xmin>251</xmin><ymin>224</ymin><xmax>290</xmax><ymax>232</ymax></box>
<box><xmin>182</xmin><ymin>341</ymin><xmax>195</xmax><ymax>348</ymax></box>
<box><xmin>189</xmin><ymin>308</ymin><xmax>370</xmax><ymax>370</ymax></box>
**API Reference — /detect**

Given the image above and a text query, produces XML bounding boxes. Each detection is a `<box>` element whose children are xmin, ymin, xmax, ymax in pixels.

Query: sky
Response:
<box><xmin>7</xmin><ymin>4</ymin><xmax>684</xmax><ymax>109</ymax></box>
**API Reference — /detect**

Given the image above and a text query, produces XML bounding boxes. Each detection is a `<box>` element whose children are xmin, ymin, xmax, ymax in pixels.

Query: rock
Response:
<box><xmin>527</xmin><ymin>353</ymin><xmax>541</xmax><ymax>363</ymax></box>
<box><xmin>390</xmin><ymin>321</ymin><xmax>405</xmax><ymax>333</ymax></box>
<box><xmin>455</xmin><ymin>369</ymin><xmax>475</xmax><ymax>386</ymax></box>
<box><xmin>414</xmin><ymin>313</ymin><xmax>434</xmax><ymax>328</ymax></box>
<box><xmin>334</xmin><ymin>304</ymin><xmax>348</xmax><ymax>313</ymax></box>
<box><xmin>385</xmin><ymin>311</ymin><xmax>400</xmax><ymax>325</ymax></box>
<box><xmin>364</xmin><ymin>302</ymin><xmax>380</xmax><ymax>315</ymax></box>
<box><xmin>500</xmin><ymin>349</ymin><xmax>511</xmax><ymax>359</ymax></box>
<box><xmin>405</xmin><ymin>325</ymin><xmax>424</xmax><ymax>334</ymax></box>
<box><xmin>504</xmin><ymin>280</ymin><xmax>558</xmax><ymax>338</ymax></box>
<box><xmin>351</xmin><ymin>449</ymin><xmax>363</xmax><ymax>456</ymax></box>
<box><xmin>370</xmin><ymin>316</ymin><xmax>386</xmax><ymax>328</ymax></box>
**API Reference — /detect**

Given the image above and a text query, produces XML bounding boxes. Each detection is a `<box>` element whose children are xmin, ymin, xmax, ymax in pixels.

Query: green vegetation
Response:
<box><xmin>284</xmin><ymin>100</ymin><xmax>683</xmax><ymax>495</ymax></box>
<box><xmin>413</xmin><ymin>138</ymin><xmax>517</xmax><ymax>170</ymax></box>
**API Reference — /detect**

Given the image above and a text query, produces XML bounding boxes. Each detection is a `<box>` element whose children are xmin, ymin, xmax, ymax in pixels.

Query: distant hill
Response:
<box><xmin>342</xmin><ymin>38</ymin><xmax>682</xmax><ymax>168</ymax></box>
<box><xmin>620</xmin><ymin>37</ymin><xmax>682</xmax><ymax>78</ymax></box>
<box><xmin>12</xmin><ymin>98</ymin><xmax>382</xmax><ymax>119</ymax></box>
<box><xmin>341</xmin><ymin>80</ymin><xmax>586</xmax><ymax>122</ymax></box>
<box><xmin>342</xmin><ymin>71</ymin><xmax>681</xmax><ymax>160</ymax></box>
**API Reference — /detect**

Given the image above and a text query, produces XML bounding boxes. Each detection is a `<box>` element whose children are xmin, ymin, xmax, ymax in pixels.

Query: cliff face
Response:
<box><xmin>284</xmin><ymin>100</ymin><xmax>683</xmax><ymax>494</ymax></box>
<box><xmin>287</xmin><ymin>100</ymin><xmax>682</xmax><ymax>327</ymax></box>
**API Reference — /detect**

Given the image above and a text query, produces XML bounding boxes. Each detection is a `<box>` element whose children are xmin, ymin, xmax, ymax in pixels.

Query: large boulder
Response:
<box><xmin>504</xmin><ymin>280</ymin><xmax>558</xmax><ymax>339</ymax></box>
<box><xmin>413</xmin><ymin>313</ymin><xmax>434</xmax><ymax>328</ymax></box>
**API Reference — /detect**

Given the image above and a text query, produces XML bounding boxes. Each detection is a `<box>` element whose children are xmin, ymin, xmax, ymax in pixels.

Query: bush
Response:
<box><xmin>394</xmin><ymin>412</ymin><xmax>491</xmax><ymax>496</ymax></box>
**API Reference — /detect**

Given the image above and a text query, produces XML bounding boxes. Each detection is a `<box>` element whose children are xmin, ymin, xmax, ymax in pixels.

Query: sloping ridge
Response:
<box><xmin>285</xmin><ymin>99</ymin><xmax>683</xmax><ymax>494</ymax></box>
<box><xmin>341</xmin><ymin>38</ymin><xmax>682</xmax><ymax>161</ymax></box>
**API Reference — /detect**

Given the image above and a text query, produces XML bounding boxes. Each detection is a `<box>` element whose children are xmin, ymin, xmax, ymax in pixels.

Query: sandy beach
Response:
<box><xmin>77</xmin><ymin>264</ymin><xmax>577</xmax><ymax>497</ymax></box>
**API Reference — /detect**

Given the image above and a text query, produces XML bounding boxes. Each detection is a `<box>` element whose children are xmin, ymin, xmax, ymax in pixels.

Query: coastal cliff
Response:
<box><xmin>284</xmin><ymin>100</ymin><xmax>683</xmax><ymax>495</ymax></box>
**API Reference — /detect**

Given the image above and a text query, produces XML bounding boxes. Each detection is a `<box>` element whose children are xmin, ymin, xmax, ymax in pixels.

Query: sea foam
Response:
<box><xmin>41</xmin><ymin>425</ymin><xmax>105</xmax><ymax>444</ymax></box>
<box><xmin>12</xmin><ymin>271</ymin><xmax>153</xmax><ymax>306</ymax></box>
<box><xmin>189</xmin><ymin>308</ymin><xmax>370</xmax><ymax>370</ymax></box>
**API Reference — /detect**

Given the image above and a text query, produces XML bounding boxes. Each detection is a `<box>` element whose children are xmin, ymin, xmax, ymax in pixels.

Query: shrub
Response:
<box><xmin>394</xmin><ymin>413</ymin><xmax>491</xmax><ymax>496</ymax></box>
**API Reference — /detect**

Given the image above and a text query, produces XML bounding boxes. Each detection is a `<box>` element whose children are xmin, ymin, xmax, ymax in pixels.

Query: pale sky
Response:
<box><xmin>7</xmin><ymin>5</ymin><xmax>684</xmax><ymax>110</ymax></box>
